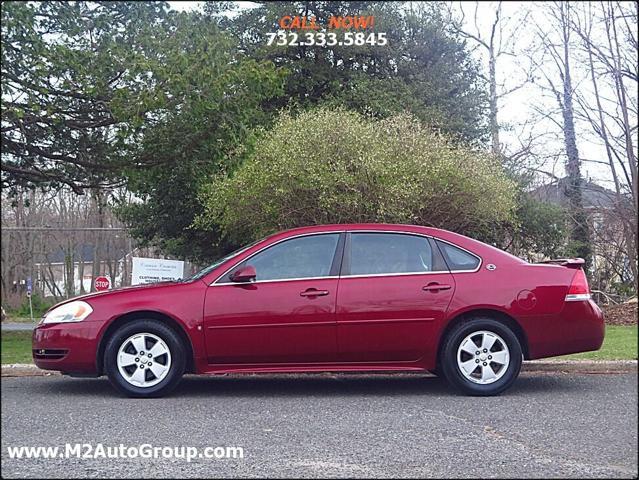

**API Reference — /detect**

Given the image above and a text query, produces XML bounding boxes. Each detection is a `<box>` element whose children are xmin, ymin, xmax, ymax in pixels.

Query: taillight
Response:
<box><xmin>565</xmin><ymin>269</ymin><xmax>591</xmax><ymax>301</ymax></box>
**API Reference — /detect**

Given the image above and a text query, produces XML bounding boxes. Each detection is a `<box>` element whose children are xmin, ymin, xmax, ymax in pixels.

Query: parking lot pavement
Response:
<box><xmin>1</xmin><ymin>372</ymin><xmax>637</xmax><ymax>478</ymax></box>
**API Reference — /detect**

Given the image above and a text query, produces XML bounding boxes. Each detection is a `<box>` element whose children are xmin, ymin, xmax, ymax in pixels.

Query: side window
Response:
<box><xmin>241</xmin><ymin>234</ymin><xmax>340</xmax><ymax>281</ymax></box>
<box><xmin>436</xmin><ymin>240</ymin><xmax>481</xmax><ymax>271</ymax></box>
<box><xmin>349</xmin><ymin>233</ymin><xmax>440</xmax><ymax>275</ymax></box>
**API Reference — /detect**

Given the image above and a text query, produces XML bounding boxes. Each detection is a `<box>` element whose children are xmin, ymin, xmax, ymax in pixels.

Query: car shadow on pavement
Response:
<box><xmin>22</xmin><ymin>371</ymin><xmax>592</xmax><ymax>399</ymax></box>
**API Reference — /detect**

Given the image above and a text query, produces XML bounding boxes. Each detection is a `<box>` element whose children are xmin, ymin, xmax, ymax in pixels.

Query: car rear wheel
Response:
<box><xmin>104</xmin><ymin>320</ymin><xmax>186</xmax><ymax>398</ymax></box>
<box><xmin>440</xmin><ymin>318</ymin><xmax>522</xmax><ymax>396</ymax></box>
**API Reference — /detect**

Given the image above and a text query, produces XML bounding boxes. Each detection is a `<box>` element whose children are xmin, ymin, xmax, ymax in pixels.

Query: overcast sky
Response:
<box><xmin>167</xmin><ymin>1</ymin><xmax>633</xmax><ymax>188</ymax></box>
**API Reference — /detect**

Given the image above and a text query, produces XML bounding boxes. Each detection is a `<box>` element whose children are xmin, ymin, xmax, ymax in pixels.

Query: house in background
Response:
<box><xmin>530</xmin><ymin>177</ymin><xmax>617</xmax><ymax>211</ymax></box>
<box><xmin>531</xmin><ymin>177</ymin><xmax>634</xmax><ymax>299</ymax></box>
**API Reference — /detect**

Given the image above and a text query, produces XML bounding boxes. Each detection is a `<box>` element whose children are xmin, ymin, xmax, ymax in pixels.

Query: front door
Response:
<box><xmin>336</xmin><ymin>232</ymin><xmax>455</xmax><ymax>362</ymax></box>
<box><xmin>203</xmin><ymin>233</ymin><xmax>343</xmax><ymax>364</ymax></box>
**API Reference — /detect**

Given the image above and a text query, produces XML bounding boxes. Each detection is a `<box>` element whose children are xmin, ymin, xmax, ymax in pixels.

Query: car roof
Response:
<box><xmin>272</xmin><ymin>223</ymin><xmax>435</xmax><ymax>234</ymax></box>
<box><xmin>268</xmin><ymin>223</ymin><xmax>462</xmax><ymax>241</ymax></box>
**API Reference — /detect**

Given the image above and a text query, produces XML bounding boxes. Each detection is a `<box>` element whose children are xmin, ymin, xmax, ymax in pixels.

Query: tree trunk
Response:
<box><xmin>78</xmin><ymin>255</ymin><xmax>86</xmax><ymax>294</ymax></box>
<box><xmin>90</xmin><ymin>189</ymin><xmax>105</xmax><ymax>290</ymax></box>
<box><xmin>559</xmin><ymin>3</ymin><xmax>591</xmax><ymax>267</ymax></box>
<box><xmin>488</xmin><ymin>49</ymin><xmax>500</xmax><ymax>156</ymax></box>
<box><xmin>64</xmin><ymin>240</ymin><xmax>74</xmax><ymax>298</ymax></box>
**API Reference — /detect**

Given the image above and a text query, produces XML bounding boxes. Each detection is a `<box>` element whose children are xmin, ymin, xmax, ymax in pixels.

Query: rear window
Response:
<box><xmin>436</xmin><ymin>240</ymin><xmax>481</xmax><ymax>271</ymax></box>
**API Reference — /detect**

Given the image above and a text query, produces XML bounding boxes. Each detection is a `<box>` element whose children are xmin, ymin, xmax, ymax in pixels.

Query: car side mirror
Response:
<box><xmin>230</xmin><ymin>265</ymin><xmax>256</xmax><ymax>283</ymax></box>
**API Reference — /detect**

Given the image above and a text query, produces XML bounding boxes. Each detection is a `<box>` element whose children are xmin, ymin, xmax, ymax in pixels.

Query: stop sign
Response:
<box><xmin>94</xmin><ymin>276</ymin><xmax>111</xmax><ymax>291</ymax></box>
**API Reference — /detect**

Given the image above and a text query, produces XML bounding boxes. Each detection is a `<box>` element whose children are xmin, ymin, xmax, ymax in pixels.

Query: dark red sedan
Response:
<box><xmin>33</xmin><ymin>224</ymin><xmax>604</xmax><ymax>397</ymax></box>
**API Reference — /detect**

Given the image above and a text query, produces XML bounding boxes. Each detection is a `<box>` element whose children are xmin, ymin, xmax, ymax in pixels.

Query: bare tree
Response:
<box><xmin>570</xmin><ymin>0</ymin><xmax>638</xmax><ymax>289</ymax></box>
<box><xmin>1</xmin><ymin>187</ymin><xmax>135</xmax><ymax>308</ymax></box>
<box><xmin>530</xmin><ymin>1</ymin><xmax>592</xmax><ymax>266</ymax></box>
<box><xmin>449</xmin><ymin>1</ymin><xmax>533</xmax><ymax>156</ymax></box>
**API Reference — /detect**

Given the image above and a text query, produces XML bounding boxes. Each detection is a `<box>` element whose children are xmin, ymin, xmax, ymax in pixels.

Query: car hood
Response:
<box><xmin>45</xmin><ymin>281</ymin><xmax>190</xmax><ymax>311</ymax></box>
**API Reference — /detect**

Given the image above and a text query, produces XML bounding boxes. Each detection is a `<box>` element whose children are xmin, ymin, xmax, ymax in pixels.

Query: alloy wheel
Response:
<box><xmin>116</xmin><ymin>332</ymin><xmax>172</xmax><ymax>388</ymax></box>
<box><xmin>456</xmin><ymin>330</ymin><xmax>510</xmax><ymax>385</ymax></box>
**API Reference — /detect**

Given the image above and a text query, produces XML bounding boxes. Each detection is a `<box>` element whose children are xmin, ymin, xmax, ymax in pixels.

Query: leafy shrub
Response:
<box><xmin>510</xmin><ymin>194</ymin><xmax>568</xmax><ymax>260</ymax></box>
<box><xmin>197</xmin><ymin>108</ymin><xmax>517</xmax><ymax>247</ymax></box>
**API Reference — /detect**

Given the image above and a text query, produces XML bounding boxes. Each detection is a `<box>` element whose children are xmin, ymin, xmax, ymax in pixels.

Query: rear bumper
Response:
<box><xmin>526</xmin><ymin>299</ymin><xmax>605</xmax><ymax>359</ymax></box>
<box><xmin>32</xmin><ymin>321</ymin><xmax>102</xmax><ymax>374</ymax></box>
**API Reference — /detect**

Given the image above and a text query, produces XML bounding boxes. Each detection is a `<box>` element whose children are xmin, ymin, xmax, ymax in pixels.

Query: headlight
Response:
<box><xmin>41</xmin><ymin>301</ymin><xmax>93</xmax><ymax>325</ymax></box>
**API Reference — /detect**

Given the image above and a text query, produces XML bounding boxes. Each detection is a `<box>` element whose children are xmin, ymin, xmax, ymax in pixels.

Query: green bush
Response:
<box><xmin>511</xmin><ymin>194</ymin><xmax>568</xmax><ymax>260</ymax></box>
<box><xmin>197</xmin><ymin>108</ymin><xmax>517</xmax><ymax>247</ymax></box>
<box><xmin>9</xmin><ymin>295</ymin><xmax>56</xmax><ymax>319</ymax></box>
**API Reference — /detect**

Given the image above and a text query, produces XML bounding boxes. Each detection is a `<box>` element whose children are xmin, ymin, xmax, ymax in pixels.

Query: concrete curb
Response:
<box><xmin>522</xmin><ymin>359</ymin><xmax>637</xmax><ymax>373</ymax></box>
<box><xmin>2</xmin><ymin>360</ymin><xmax>637</xmax><ymax>378</ymax></box>
<box><xmin>1</xmin><ymin>323</ymin><xmax>36</xmax><ymax>331</ymax></box>
<box><xmin>1</xmin><ymin>364</ymin><xmax>60</xmax><ymax>377</ymax></box>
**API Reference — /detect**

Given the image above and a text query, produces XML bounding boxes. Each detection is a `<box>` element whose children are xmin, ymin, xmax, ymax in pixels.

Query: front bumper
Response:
<box><xmin>32</xmin><ymin>321</ymin><xmax>103</xmax><ymax>374</ymax></box>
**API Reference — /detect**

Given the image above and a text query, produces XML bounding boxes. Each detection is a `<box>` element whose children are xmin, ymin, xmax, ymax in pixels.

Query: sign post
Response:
<box><xmin>26</xmin><ymin>277</ymin><xmax>33</xmax><ymax>323</ymax></box>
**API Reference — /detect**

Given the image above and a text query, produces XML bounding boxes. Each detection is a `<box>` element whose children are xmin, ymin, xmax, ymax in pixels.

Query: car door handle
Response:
<box><xmin>300</xmin><ymin>289</ymin><xmax>329</xmax><ymax>297</ymax></box>
<box><xmin>422</xmin><ymin>283</ymin><xmax>452</xmax><ymax>292</ymax></box>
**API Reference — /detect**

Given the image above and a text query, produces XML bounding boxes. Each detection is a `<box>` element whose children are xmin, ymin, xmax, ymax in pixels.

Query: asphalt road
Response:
<box><xmin>1</xmin><ymin>372</ymin><xmax>637</xmax><ymax>478</ymax></box>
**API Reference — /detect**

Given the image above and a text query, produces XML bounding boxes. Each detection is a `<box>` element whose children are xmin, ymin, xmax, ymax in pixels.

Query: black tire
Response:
<box><xmin>104</xmin><ymin>319</ymin><xmax>186</xmax><ymax>398</ymax></box>
<box><xmin>440</xmin><ymin>317</ymin><xmax>522</xmax><ymax>396</ymax></box>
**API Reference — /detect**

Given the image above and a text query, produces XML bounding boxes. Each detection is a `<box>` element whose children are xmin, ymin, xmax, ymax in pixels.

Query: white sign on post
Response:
<box><xmin>131</xmin><ymin>257</ymin><xmax>185</xmax><ymax>285</ymax></box>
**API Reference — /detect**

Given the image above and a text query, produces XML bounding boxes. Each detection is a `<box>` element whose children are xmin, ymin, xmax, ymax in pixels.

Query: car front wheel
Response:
<box><xmin>440</xmin><ymin>318</ymin><xmax>522</xmax><ymax>396</ymax></box>
<box><xmin>104</xmin><ymin>320</ymin><xmax>186</xmax><ymax>398</ymax></box>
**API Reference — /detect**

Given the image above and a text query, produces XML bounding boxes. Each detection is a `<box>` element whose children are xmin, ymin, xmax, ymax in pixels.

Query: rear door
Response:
<box><xmin>336</xmin><ymin>232</ymin><xmax>455</xmax><ymax>362</ymax></box>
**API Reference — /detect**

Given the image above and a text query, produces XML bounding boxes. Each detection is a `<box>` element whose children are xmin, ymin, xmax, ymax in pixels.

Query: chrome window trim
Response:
<box><xmin>340</xmin><ymin>271</ymin><xmax>449</xmax><ymax>280</ymax></box>
<box><xmin>209</xmin><ymin>229</ymin><xmax>483</xmax><ymax>287</ymax></box>
<box><xmin>209</xmin><ymin>231</ymin><xmax>345</xmax><ymax>286</ymax></box>
<box><xmin>214</xmin><ymin>275</ymin><xmax>340</xmax><ymax>287</ymax></box>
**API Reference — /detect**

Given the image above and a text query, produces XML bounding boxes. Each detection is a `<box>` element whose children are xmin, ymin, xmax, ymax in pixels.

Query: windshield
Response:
<box><xmin>186</xmin><ymin>238</ymin><xmax>264</xmax><ymax>281</ymax></box>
